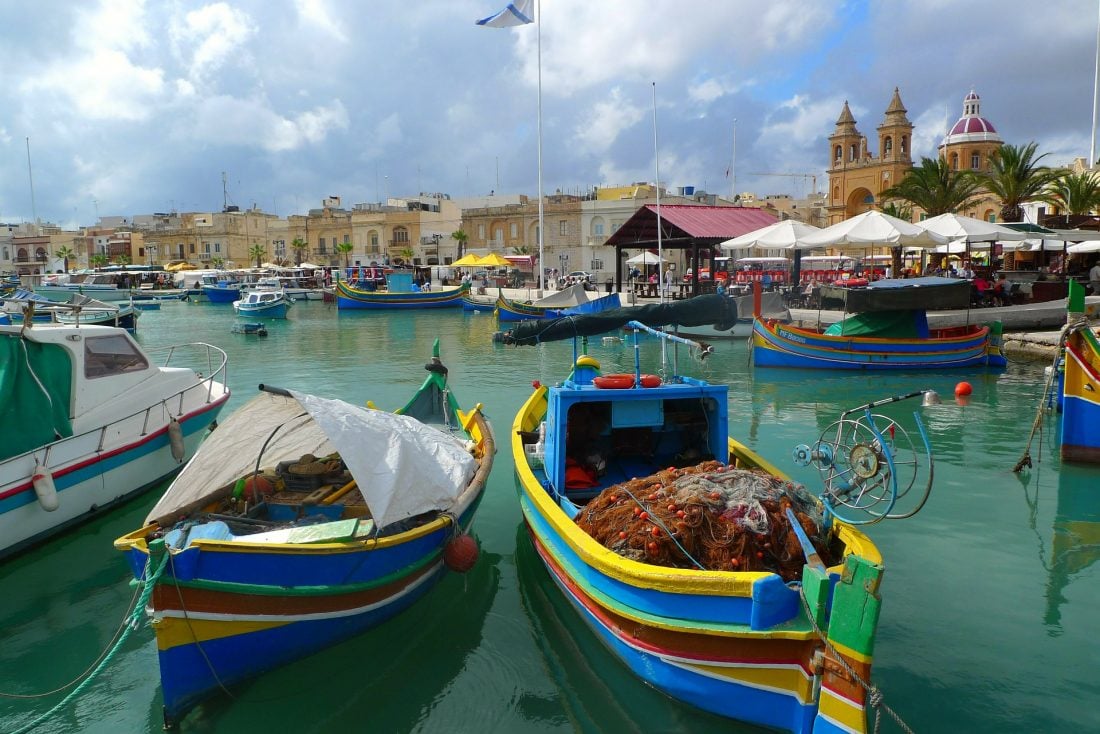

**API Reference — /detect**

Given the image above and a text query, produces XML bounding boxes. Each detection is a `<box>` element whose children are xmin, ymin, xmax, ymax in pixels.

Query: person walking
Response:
<box><xmin>1090</xmin><ymin>259</ymin><xmax>1100</xmax><ymax>295</ymax></box>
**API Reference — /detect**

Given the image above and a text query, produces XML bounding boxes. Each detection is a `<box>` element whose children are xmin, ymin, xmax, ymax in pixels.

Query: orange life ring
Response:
<box><xmin>593</xmin><ymin>373</ymin><xmax>662</xmax><ymax>389</ymax></box>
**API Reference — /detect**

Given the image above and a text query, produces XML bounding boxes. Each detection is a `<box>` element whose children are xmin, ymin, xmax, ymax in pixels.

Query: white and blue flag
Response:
<box><xmin>476</xmin><ymin>0</ymin><xmax>534</xmax><ymax>28</ymax></box>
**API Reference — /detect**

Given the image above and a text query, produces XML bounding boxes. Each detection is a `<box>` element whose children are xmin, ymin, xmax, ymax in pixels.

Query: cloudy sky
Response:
<box><xmin>1</xmin><ymin>0</ymin><xmax>1098</xmax><ymax>227</ymax></box>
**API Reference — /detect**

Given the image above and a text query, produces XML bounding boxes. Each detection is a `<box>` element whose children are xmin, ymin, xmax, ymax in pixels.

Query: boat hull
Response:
<box><xmin>202</xmin><ymin>285</ymin><xmax>241</xmax><ymax>303</ymax></box>
<box><xmin>752</xmin><ymin>318</ymin><xmax>1007</xmax><ymax>370</ymax></box>
<box><xmin>1061</xmin><ymin>326</ymin><xmax>1100</xmax><ymax>463</ymax></box>
<box><xmin>0</xmin><ymin>395</ymin><xmax>227</xmax><ymax>559</ymax></box>
<box><xmin>511</xmin><ymin>386</ymin><xmax>881</xmax><ymax>733</ymax></box>
<box><xmin>335</xmin><ymin>280</ymin><xmax>467</xmax><ymax>309</ymax></box>
<box><xmin>233</xmin><ymin>300</ymin><xmax>290</xmax><ymax>318</ymax></box>
<box><xmin>55</xmin><ymin>306</ymin><xmax>140</xmax><ymax>331</ymax></box>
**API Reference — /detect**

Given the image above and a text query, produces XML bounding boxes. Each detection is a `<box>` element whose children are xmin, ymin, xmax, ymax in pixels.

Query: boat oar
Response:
<box><xmin>321</xmin><ymin>479</ymin><xmax>358</xmax><ymax>506</ymax></box>
<box><xmin>785</xmin><ymin>507</ymin><xmax>825</xmax><ymax>573</ymax></box>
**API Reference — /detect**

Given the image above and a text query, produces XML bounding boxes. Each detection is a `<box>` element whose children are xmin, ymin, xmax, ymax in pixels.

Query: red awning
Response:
<box><xmin>505</xmin><ymin>255</ymin><xmax>534</xmax><ymax>266</ymax></box>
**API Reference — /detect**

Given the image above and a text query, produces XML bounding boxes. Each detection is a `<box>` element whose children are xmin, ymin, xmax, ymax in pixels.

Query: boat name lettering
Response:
<box><xmin>778</xmin><ymin>329</ymin><xmax>806</xmax><ymax>343</ymax></box>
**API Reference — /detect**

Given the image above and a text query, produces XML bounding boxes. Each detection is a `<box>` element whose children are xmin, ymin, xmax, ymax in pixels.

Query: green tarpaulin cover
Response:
<box><xmin>0</xmin><ymin>335</ymin><xmax>73</xmax><ymax>462</ymax></box>
<box><xmin>823</xmin><ymin>310</ymin><xmax>930</xmax><ymax>338</ymax></box>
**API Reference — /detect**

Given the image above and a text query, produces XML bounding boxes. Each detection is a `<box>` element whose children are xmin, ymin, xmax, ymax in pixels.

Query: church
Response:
<box><xmin>825</xmin><ymin>88</ymin><xmax>1004</xmax><ymax>224</ymax></box>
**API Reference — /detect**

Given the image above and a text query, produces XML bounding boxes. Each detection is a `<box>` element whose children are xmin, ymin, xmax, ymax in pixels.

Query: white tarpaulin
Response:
<box><xmin>626</xmin><ymin>251</ymin><xmax>668</xmax><ymax>265</ymax></box>
<box><xmin>146</xmin><ymin>391</ymin><xmax>477</xmax><ymax>530</ymax></box>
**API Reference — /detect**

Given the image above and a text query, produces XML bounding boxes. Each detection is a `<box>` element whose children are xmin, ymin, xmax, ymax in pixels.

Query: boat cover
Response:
<box><xmin>146</xmin><ymin>390</ymin><xmax>477</xmax><ymax>530</ymax></box>
<box><xmin>499</xmin><ymin>294</ymin><xmax>737</xmax><ymax>346</ymax></box>
<box><xmin>823</xmin><ymin>310</ymin><xmax>931</xmax><ymax>338</ymax></box>
<box><xmin>0</xmin><ymin>332</ymin><xmax>73</xmax><ymax>462</ymax></box>
<box><xmin>532</xmin><ymin>283</ymin><xmax>590</xmax><ymax>307</ymax></box>
<box><xmin>818</xmin><ymin>276</ymin><xmax>971</xmax><ymax>312</ymax></box>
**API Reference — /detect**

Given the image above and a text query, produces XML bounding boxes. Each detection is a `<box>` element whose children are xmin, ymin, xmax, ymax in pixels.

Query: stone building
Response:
<box><xmin>937</xmin><ymin>90</ymin><xmax>1004</xmax><ymax>221</ymax></box>
<box><xmin>825</xmin><ymin>87</ymin><xmax>915</xmax><ymax>224</ymax></box>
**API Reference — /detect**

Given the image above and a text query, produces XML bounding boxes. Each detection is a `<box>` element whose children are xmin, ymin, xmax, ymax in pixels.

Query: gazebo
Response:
<box><xmin>603</xmin><ymin>205</ymin><xmax>778</xmax><ymax>295</ymax></box>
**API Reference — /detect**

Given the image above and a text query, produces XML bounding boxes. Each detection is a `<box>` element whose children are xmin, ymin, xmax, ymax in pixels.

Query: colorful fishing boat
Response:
<box><xmin>1</xmin><ymin>322</ymin><xmax>229</xmax><ymax>560</ymax></box>
<box><xmin>752</xmin><ymin>276</ymin><xmax>1007</xmax><ymax>370</ymax></box>
<box><xmin>500</xmin><ymin>296</ymin><xmax>936</xmax><ymax>733</ymax></box>
<box><xmin>335</xmin><ymin>271</ymin><xmax>468</xmax><ymax>310</ymax></box>
<box><xmin>114</xmin><ymin>341</ymin><xmax>495</xmax><ymax>727</ymax></box>
<box><xmin>1060</xmin><ymin>280</ymin><xmax>1100</xmax><ymax>463</ymax></box>
<box><xmin>496</xmin><ymin>290</ymin><xmax>622</xmax><ymax>322</ymax></box>
<box><xmin>232</xmin><ymin>287</ymin><xmax>292</xmax><ymax>319</ymax></box>
<box><xmin>462</xmin><ymin>291</ymin><xmax>498</xmax><ymax>312</ymax></box>
<box><xmin>53</xmin><ymin>295</ymin><xmax>141</xmax><ymax>332</ymax></box>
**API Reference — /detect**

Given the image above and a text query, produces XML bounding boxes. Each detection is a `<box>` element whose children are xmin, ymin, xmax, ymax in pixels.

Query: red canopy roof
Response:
<box><xmin>604</xmin><ymin>205</ymin><xmax>778</xmax><ymax>248</ymax></box>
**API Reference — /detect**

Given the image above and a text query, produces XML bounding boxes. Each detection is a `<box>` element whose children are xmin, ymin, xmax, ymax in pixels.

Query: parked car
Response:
<box><xmin>566</xmin><ymin>271</ymin><xmax>594</xmax><ymax>283</ymax></box>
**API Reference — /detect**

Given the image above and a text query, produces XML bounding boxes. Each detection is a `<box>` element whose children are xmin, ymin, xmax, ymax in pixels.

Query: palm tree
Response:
<box><xmin>451</xmin><ymin>229</ymin><xmax>468</xmax><ymax>260</ymax></box>
<box><xmin>249</xmin><ymin>243</ymin><xmax>266</xmax><ymax>268</ymax></box>
<box><xmin>89</xmin><ymin>253</ymin><xmax>108</xmax><ymax>269</ymax></box>
<box><xmin>879</xmin><ymin>202</ymin><xmax>913</xmax><ymax>276</ymax></box>
<box><xmin>54</xmin><ymin>245</ymin><xmax>75</xmax><ymax>272</ymax></box>
<box><xmin>336</xmin><ymin>241</ymin><xmax>354</xmax><ymax>269</ymax></box>
<box><xmin>114</xmin><ymin>253</ymin><xmax>131</xmax><ymax>266</ymax></box>
<box><xmin>880</xmin><ymin>156</ymin><xmax>985</xmax><ymax>216</ymax></box>
<box><xmin>980</xmin><ymin>142</ymin><xmax>1059</xmax><ymax>223</ymax></box>
<box><xmin>211</xmin><ymin>256</ymin><xmax>225</xmax><ymax>270</ymax></box>
<box><xmin>395</xmin><ymin>246</ymin><xmax>415</xmax><ymax>267</ymax></box>
<box><xmin>291</xmin><ymin>238</ymin><xmax>308</xmax><ymax>265</ymax></box>
<box><xmin>1041</xmin><ymin>171</ymin><xmax>1100</xmax><ymax>218</ymax></box>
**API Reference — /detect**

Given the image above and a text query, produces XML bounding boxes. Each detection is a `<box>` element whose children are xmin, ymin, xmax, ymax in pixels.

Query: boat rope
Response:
<box><xmin>168</xmin><ymin>550</ymin><xmax>238</xmax><ymax>703</ymax></box>
<box><xmin>1012</xmin><ymin>314</ymin><xmax>1087</xmax><ymax>473</ymax></box>
<box><xmin>6</xmin><ymin>551</ymin><xmax>170</xmax><ymax>734</ymax></box>
<box><xmin>795</xmin><ymin>584</ymin><xmax>914</xmax><ymax>734</ymax></box>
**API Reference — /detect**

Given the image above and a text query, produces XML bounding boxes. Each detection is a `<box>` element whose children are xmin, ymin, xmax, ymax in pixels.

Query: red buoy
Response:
<box><xmin>955</xmin><ymin>381</ymin><xmax>973</xmax><ymax>397</ymax></box>
<box><xmin>443</xmin><ymin>533</ymin><xmax>479</xmax><ymax>573</ymax></box>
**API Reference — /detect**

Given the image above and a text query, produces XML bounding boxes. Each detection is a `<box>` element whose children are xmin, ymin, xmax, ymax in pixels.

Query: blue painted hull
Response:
<box><xmin>335</xmin><ymin>281</ymin><xmax>466</xmax><ymax>309</ymax></box>
<box><xmin>203</xmin><ymin>285</ymin><xmax>240</xmax><ymax>303</ymax></box>
<box><xmin>233</xmin><ymin>301</ymin><xmax>289</xmax><ymax>318</ymax></box>
<box><xmin>1061</xmin><ymin>326</ymin><xmax>1100</xmax><ymax>463</ymax></box>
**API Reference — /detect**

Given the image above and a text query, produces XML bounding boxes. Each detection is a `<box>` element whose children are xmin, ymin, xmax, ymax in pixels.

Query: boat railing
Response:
<box><xmin>143</xmin><ymin>342</ymin><xmax>231</xmax><ymax>410</ymax></box>
<box><xmin>12</xmin><ymin>342</ymin><xmax>229</xmax><ymax>471</ymax></box>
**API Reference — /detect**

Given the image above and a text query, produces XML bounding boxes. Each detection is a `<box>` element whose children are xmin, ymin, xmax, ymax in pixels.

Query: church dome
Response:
<box><xmin>941</xmin><ymin>89</ymin><xmax>1001</xmax><ymax>147</ymax></box>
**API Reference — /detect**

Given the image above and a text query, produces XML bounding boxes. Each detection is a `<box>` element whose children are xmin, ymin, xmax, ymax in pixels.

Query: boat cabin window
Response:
<box><xmin>83</xmin><ymin>334</ymin><xmax>148</xmax><ymax>379</ymax></box>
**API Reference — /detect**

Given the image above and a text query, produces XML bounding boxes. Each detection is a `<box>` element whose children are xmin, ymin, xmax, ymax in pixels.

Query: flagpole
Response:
<box><xmin>652</xmin><ymin>82</ymin><xmax>664</xmax><ymax>303</ymax></box>
<box><xmin>536</xmin><ymin>0</ymin><xmax>545</xmax><ymax>294</ymax></box>
<box><xmin>1091</xmin><ymin>0</ymin><xmax>1100</xmax><ymax>168</ymax></box>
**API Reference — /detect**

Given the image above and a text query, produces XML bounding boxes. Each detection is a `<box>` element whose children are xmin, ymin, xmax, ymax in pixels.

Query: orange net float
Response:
<box><xmin>593</xmin><ymin>373</ymin><xmax>662</xmax><ymax>389</ymax></box>
<box><xmin>444</xmin><ymin>533</ymin><xmax>480</xmax><ymax>572</ymax></box>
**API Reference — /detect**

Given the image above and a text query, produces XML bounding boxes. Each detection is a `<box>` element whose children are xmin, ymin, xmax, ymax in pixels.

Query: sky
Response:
<box><xmin>1</xmin><ymin>0</ymin><xmax>1098</xmax><ymax>228</ymax></box>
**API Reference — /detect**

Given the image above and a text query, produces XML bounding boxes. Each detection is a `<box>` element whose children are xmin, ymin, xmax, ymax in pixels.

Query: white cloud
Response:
<box><xmin>171</xmin><ymin>3</ymin><xmax>257</xmax><ymax>84</ymax></box>
<box><xmin>190</xmin><ymin>96</ymin><xmax>349</xmax><ymax>152</ymax></box>
<box><xmin>573</xmin><ymin>88</ymin><xmax>644</xmax><ymax>153</ymax></box>
<box><xmin>294</xmin><ymin>0</ymin><xmax>349</xmax><ymax>43</ymax></box>
<box><xmin>22</xmin><ymin>49</ymin><xmax>166</xmax><ymax>122</ymax></box>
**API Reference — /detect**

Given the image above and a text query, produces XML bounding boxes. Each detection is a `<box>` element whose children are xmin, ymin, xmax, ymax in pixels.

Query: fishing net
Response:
<box><xmin>574</xmin><ymin>461</ymin><xmax>841</xmax><ymax>581</ymax></box>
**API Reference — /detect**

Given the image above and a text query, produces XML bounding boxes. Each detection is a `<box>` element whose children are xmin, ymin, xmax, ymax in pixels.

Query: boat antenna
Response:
<box><xmin>1092</xmin><ymin>0</ymin><xmax>1100</xmax><ymax>168</ymax></box>
<box><xmin>26</xmin><ymin>137</ymin><xmax>39</xmax><ymax>230</ymax></box>
<box><xmin>652</xmin><ymin>82</ymin><xmax>664</xmax><ymax>305</ymax></box>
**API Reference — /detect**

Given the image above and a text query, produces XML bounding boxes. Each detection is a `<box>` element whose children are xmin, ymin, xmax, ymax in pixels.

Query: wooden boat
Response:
<box><xmin>233</xmin><ymin>287</ymin><xmax>292</xmax><ymax>319</ymax></box>
<box><xmin>500</xmin><ymin>296</ymin><xmax>937</xmax><ymax>733</ymax></box>
<box><xmin>335</xmin><ymin>275</ymin><xmax>468</xmax><ymax>310</ymax></box>
<box><xmin>114</xmin><ymin>341</ymin><xmax>495</xmax><ymax>726</ymax></box>
<box><xmin>496</xmin><ymin>290</ymin><xmax>622</xmax><ymax>322</ymax></box>
<box><xmin>1060</xmin><ymin>280</ymin><xmax>1100</xmax><ymax>463</ymax></box>
<box><xmin>462</xmin><ymin>291</ymin><xmax>497</xmax><ymax>312</ymax></box>
<box><xmin>201</xmin><ymin>278</ymin><xmax>242</xmax><ymax>303</ymax></box>
<box><xmin>752</xmin><ymin>276</ymin><xmax>1007</xmax><ymax>370</ymax></box>
<box><xmin>0</xmin><ymin>322</ymin><xmax>229</xmax><ymax>559</ymax></box>
<box><xmin>53</xmin><ymin>295</ymin><xmax>141</xmax><ymax>332</ymax></box>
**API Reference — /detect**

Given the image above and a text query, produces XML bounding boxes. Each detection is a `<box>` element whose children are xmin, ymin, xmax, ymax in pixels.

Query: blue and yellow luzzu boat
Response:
<box><xmin>114</xmin><ymin>341</ymin><xmax>495</xmax><ymax>727</ymax></box>
<box><xmin>334</xmin><ymin>278</ymin><xmax>467</xmax><ymax>309</ymax></box>
<box><xmin>1060</xmin><ymin>280</ymin><xmax>1100</xmax><ymax>463</ymax></box>
<box><xmin>500</xmin><ymin>297</ymin><xmax>935</xmax><ymax>733</ymax></box>
<box><xmin>752</xmin><ymin>276</ymin><xmax>1007</xmax><ymax>370</ymax></box>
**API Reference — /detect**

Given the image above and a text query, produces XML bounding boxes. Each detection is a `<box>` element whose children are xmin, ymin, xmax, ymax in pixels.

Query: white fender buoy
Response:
<box><xmin>32</xmin><ymin>461</ymin><xmax>59</xmax><ymax>512</ymax></box>
<box><xmin>168</xmin><ymin>417</ymin><xmax>185</xmax><ymax>463</ymax></box>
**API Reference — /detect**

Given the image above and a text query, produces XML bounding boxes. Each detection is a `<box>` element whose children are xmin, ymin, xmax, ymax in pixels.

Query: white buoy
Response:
<box><xmin>168</xmin><ymin>417</ymin><xmax>185</xmax><ymax>463</ymax></box>
<box><xmin>32</xmin><ymin>461</ymin><xmax>59</xmax><ymax>512</ymax></box>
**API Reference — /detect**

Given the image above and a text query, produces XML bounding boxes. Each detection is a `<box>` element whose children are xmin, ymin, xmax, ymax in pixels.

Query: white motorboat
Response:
<box><xmin>0</xmin><ymin>322</ymin><xmax>230</xmax><ymax>559</ymax></box>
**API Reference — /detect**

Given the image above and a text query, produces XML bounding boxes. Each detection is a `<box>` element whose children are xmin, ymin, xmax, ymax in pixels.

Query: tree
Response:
<box><xmin>291</xmin><ymin>238</ymin><xmax>308</xmax><ymax>265</ymax></box>
<box><xmin>880</xmin><ymin>156</ymin><xmax>985</xmax><ymax>216</ymax></box>
<box><xmin>1041</xmin><ymin>171</ymin><xmax>1100</xmax><ymax>218</ymax></box>
<box><xmin>980</xmin><ymin>142</ymin><xmax>1059</xmax><ymax>223</ymax></box>
<box><xmin>336</xmin><ymin>241</ymin><xmax>354</xmax><ymax>269</ymax></box>
<box><xmin>249</xmin><ymin>243</ymin><xmax>267</xmax><ymax>268</ymax></box>
<box><xmin>210</xmin><ymin>256</ymin><xmax>225</xmax><ymax>270</ymax></box>
<box><xmin>54</xmin><ymin>245</ymin><xmax>75</xmax><ymax>272</ymax></box>
<box><xmin>879</xmin><ymin>202</ymin><xmax>913</xmax><ymax>277</ymax></box>
<box><xmin>451</xmin><ymin>229</ymin><xmax>468</xmax><ymax>260</ymax></box>
<box><xmin>114</xmin><ymin>253</ymin><xmax>131</xmax><ymax>266</ymax></box>
<box><xmin>90</xmin><ymin>253</ymin><xmax>108</xmax><ymax>269</ymax></box>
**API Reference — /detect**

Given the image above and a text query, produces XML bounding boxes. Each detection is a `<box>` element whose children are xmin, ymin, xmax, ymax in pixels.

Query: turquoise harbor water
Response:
<box><xmin>1</xmin><ymin>299</ymin><xmax>1098</xmax><ymax>733</ymax></box>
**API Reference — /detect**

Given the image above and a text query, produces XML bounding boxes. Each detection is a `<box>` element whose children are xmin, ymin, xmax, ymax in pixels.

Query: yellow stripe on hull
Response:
<box><xmin>153</xmin><ymin>615</ymin><xmax>288</xmax><ymax>650</ymax></box>
<box><xmin>671</xmin><ymin>658</ymin><xmax>816</xmax><ymax>703</ymax></box>
<box><xmin>817</xmin><ymin>687</ymin><xmax>869</xmax><ymax>733</ymax></box>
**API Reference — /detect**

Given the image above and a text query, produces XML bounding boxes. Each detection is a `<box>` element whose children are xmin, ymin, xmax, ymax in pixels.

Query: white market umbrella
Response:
<box><xmin>626</xmin><ymin>251</ymin><xmax>668</xmax><ymax>265</ymax></box>
<box><xmin>918</xmin><ymin>213</ymin><xmax>1028</xmax><ymax>243</ymax></box>
<box><xmin>1068</xmin><ymin>240</ymin><xmax>1100</xmax><ymax>254</ymax></box>
<box><xmin>719</xmin><ymin>220</ymin><xmax>822</xmax><ymax>251</ymax></box>
<box><xmin>799</xmin><ymin>210</ymin><xmax>948</xmax><ymax>251</ymax></box>
<box><xmin>298</xmin><ymin>262</ymin><xmax>323</xmax><ymax>269</ymax></box>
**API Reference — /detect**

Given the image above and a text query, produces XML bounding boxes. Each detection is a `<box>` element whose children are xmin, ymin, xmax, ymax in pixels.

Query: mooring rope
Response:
<box><xmin>1012</xmin><ymin>315</ymin><xmax>1087</xmax><ymax>473</ymax></box>
<box><xmin>8</xmin><ymin>551</ymin><xmax>170</xmax><ymax>734</ymax></box>
<box><xmin>796</xmin><ymin>584</ymin><xmax>914</xmax><ymax>734</ymax></box>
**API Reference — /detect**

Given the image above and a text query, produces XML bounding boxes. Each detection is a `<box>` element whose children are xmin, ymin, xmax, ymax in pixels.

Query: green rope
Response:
<box><xmin>11</xmin><ymin>551</ymin><xmax>169</xmax><ymax>734</ymax></box>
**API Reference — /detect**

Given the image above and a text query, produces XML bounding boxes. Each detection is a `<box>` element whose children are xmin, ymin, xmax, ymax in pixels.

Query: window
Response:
<box><xmin>590</xmin><ymin>259</ymin><xmax>602</xmax><ymax>270</ymax></box>
<box><xmin>84</xmin><ymin>334</ymin><xmax>148</xmax><ymax>379</ymax></box>
<box><xmin>215</xmin><ymin>243</ymin><xmax>221</xmax><ymax>253</ymax></box>
<box><xmin>901</xmin><ymin>136</ymin><xmax>908</xmax><ymax>154</ymax></box>
<box><xmin>849</xmin><ymin>144</ymin><xmax>857</xmax><ymax>161</ymax></box>
<box><xmin>834</xmin><ymin>145</ymin><xmax>842</xmax><ymax>162</ymax></box>
<box><xmin>393</xmin><ymin>227</ymin><xmax>409</xmax><ymax>243</ymax></box>
<box><xmin>559</xmin><ymin>220</ymin><xmax>567</xmax><ymax>236</ymax></box>
<box><xmin>492</xmin><ymin>227</ymin><xmax>503</xmax><ymax>244</ymax></box>
<box><xmin>950</xmin><ymin>153</ymin><xmax>959</xmax><ymax>170</ymax></box>
<box><xmin>189</xmin><ymin>243</ymin><xmax>195</xmax><ymax>254</ymax></box>
<box><xmin>478</xmin><ymin>224</ymin><xmax>486</xmax><ymax>239</ymax></box>
<box><xmin>319</xmin><ymin>237</ymin><xmax>326</xmax><ymax>249</ymax></box>
<box><xmin>203</xmin><ymin>242</ymin><xmax>211</xmax><ymax>254</ymax></box>
<box><xmin>884</xmin><ymin>137</ymin><xmax>892</xmax><ymax>156</ymax></box>
<box><xmin>592</xmin><ymin>217</ymin><xmax>605</xmax><ymax>236</ymax></box>
<box><xmin>970</xmin><ymin>152</ymin><xmax>980</xmax><ymax>170</ymax></box>
<box><xmin>510</xmin><ymin>222</ymin><xmax>518</xmax><ymax>237</ymax></box>
<box><xmin>343</xmin><ymin>234</ymin><xmax>350</xmax><ymax>244</ymax></box>
<box><xmin>138</xmin><ymin>247</ymin><xmax>145</xmax><ymax>257</ymax></box>
<box><xmin>370</xmin><ymin>231</ymin><xmax>379</xmax><ymax>247</ymax></box>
